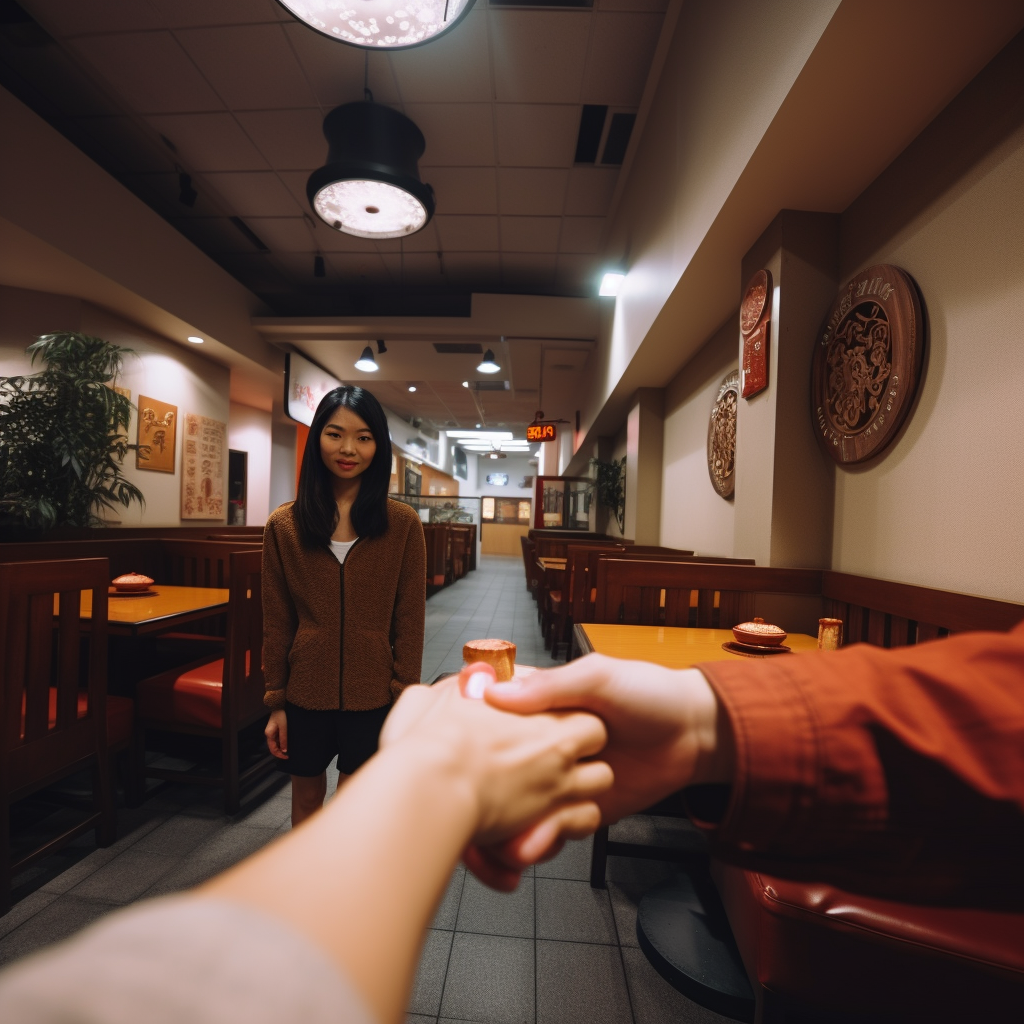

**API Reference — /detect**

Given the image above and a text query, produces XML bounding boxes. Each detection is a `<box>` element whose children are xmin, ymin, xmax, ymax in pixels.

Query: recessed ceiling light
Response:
<box><xmin>477</xmin><ymin>349</ymin><xmax>500</xmax><ymax>373</ymax></box>
<box><xmin>408</xmin><ymin>385</ymin><xmax>417</xmax><ymax>392</ymax></box>
<box><xmin>355</xmin><ymin>346</ymin><xmax>379</xmax><ymax>372</ymax></box>
<box><xmin>277</xmin><ymin>0</ymin><xmax>476</xmax><ymax>51</ymax></box>
<box><xmin>187</xmin><ymin>336</ymin><xmax>204</xmax><ymax>344</ymax></box>
<box><xmin>475</xmin><ymin>423</ymin><xmax>482</xmax><ymax>428</ymax></box>
<box><xmin>462</xmin><ymin>381</ymin><xmax>469</xmax><ymax>388</ymax></box>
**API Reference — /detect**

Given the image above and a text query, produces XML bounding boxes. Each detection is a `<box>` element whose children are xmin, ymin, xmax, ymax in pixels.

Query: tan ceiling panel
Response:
<box><xmin>495</xmin><ymin>104</ymin><xmax>578</xmax><ymax>168</ymax></box>
<box><xmin>280</xmin><ymin>23</ymin><xmax>381</xmax><ymax>109</ymax></box>
<box><xmin>147</xmin><ymin>113</ymin><xmax>268</xmax><ymax>172</ymax></box>
<box><xmin>383</xmin><ymin>220</ymin><xmax>444</xmax><ymax>254</ymax></box>
<box><xmin>240</xmin><ymin>217</ymin><xmax>316</xmax><ymax>253</ymax></box>
<box><xmin>235</xmin><ymin>108</ymin><xmax>326</xmax><ymax>171</ymax></box>
<box><xmin>491</xmin><ymin>10</ymin><xmax>591</xmax><ymax>104</ymax></box>
<box><xmin>153</xmin><ymin>0</ymin><xmax>287</xmax><ymax>27</ymax></box>
<box><xmin>582</xmin><ymin>12</ymin><xmax>664</xmax><ymax>107</ymax></box>
<box><xmin>500</xmin><ymin>217</ymin><xmax>561</xmax><ymax>253</ymax></box>
<box><xmin>498</xmin><ymin>168</ymin><xmax>569</xmax><ymax>216</ymax></box>
<box><xmin>175</xmin><ymin>24</ymin><xmax>316</xmax><ymax>110</ymax></box>
<box><xmin>26</xmin><ymin>0</ymin><xmax>165</xmax><ymax>36</ymax></box>
<box><xmin>70</xmin><ymin>33</ymin><xmax>225</xmax><ymax>114</ymax></box>
<box><xmin>389</xmin><ymin>10</ymin><xmax>492</xmax><ymax>104</ymax></box>
<box><xmin>436</xmin><ymin>215</ymin><xmax>500</xmax><ymax>252</ymax></box>
<box><xmin>202</xmin><ymin>171</ymin><xmax>304</xmax><ymax>217</ymax></box>
<box><xmin>559</xmin><ymin>216</ymin><xmax>607</xmax><ymax>254</ymax></box>
<box><xmin>564</xmin><ymin>167</ymin><xmax>619</xmax><ymax>216</ymax></box>
<box><xmin>420</xmin><ymin>167</ymin><xmax>498</xmax><ymax>215</ymax></box>
<box><xmin>403</xmin><ymin>104</ymin><xmax>495</xmax><ymax>166</ymax></box>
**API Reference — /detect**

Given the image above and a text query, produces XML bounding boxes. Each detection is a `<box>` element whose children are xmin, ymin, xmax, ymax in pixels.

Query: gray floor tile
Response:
<box><xmin>0</xmin><ymin>890</ymin><xmax>59</xmax><ymax>940</ymax></box>
<box><xmin>432</xmin><ymin>866</ymin><xmax>466</xmax><ymax>931</ymax></box>
<box><xmin>439</xmin><ymin>933</ymin><xmax>534</xmax><ymax>1024</ymax></box>
<box><xmin>38</xmin><ymin>844</ymin><xmax>122</xmax><ymax>895</ymax></box>
<box><xmin>455</xmin><ymin>874</ymin><xmax>534</xmax><ymax>938</ymax></box>
<box><xmin>408</xmin><ymin>1016</ymin><xmax>437</xmax><ymax>1024</ymax></box>
<box><xmin>190</xmin><ymin>824</ymin><xmax>280</xmax><ymax>868</ymax></box>
<box><xmin>0</xmin><ymin>895</ymin><xmax>114</xmax><ymax>966</ymax></box>
<box><xmin>409</xmin><ymin>928</ymin><xmax>454</xmax><ymax>1016</ymax></box>
<box><xmin>140</xmin><ymin>853</ymin><xmax>222</xmax><ymax>897</ymax></box>
<box><xmin>536</xmin><ymin>940</ymin><xmax>633</xmax><ymax>1024</ymax></box>
<box><xmin>622</xmin><ymin>946</ymin><xmax>735</xmax><ymax>1024</ymax></box>
<box><xmin>133</xmin><ymin>812</ymin><xmax>228</xmax><ymax>857</ymax></box>
<box><xmin>66</xmin><ymin>848</ymin><xmax>177</xmax><ymax>905</ymax></box>
<box><xmin>606</xmin><ymin>860</ymin><xmax>679</xmax><ymax>948</ymax></box>
<box><xmin>536</xmin><ymin>877</ymin><xmax>617</xmax><ymax>944</ymax></box>
<box><xmin>535</xmin><ymin>836</ymin><xmax>593</xmax><ymax>881</ymax></box>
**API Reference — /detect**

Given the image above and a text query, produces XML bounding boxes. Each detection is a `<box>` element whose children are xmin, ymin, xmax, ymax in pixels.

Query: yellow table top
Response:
<box><xmin>576</xmin><ymin>623</ymin><xmax>818</xmax><ymax>668</ymax></box>
<box><xmin>58</xmin><ymin>585</ymin><xmax>230</xmax><ymax>635</ymax></box>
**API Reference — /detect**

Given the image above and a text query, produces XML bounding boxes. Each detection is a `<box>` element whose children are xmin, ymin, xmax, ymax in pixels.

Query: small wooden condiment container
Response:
<box><xmin>462</xmin><ymin>639</ymin><xmax>517</xmax><ymax>682</ymax></box>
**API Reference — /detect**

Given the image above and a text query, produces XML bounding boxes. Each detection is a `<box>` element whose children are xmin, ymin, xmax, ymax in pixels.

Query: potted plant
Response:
<box><xmin>0</xmin><ymin>331</ymin><xmax>146</xmax><ymax>533</ymax></box>
<box><xmin>589</xmin><ymin>456</ymin><xmax>626</xmax><ymax>533</ymax></box>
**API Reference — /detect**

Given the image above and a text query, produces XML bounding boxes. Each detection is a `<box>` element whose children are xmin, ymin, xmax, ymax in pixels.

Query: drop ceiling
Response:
<box><xmin>1</xmin><ymin>0</ymin><xmax>669</xmax><ymax>318</ymax></box>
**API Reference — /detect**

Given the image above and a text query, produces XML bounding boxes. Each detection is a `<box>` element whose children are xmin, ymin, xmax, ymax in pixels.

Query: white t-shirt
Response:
<box><xmin>329</xmin><ymin>538</ymin><xmax>356</xmax><ymax>564</ymax></box>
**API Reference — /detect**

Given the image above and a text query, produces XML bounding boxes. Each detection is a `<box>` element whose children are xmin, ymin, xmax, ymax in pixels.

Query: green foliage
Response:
<box><xmin>589</xmin><ymin>456</ymin><xmax>626</xmax><ymax>533</ymax></box>
<box><xmin>0</xmin><ymin>332</ymin><xmax>146</xmax><ymax>529</ymax></box>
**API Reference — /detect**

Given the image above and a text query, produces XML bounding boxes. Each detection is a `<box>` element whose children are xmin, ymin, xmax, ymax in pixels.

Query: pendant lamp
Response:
<box><xmin>308</xmin><ymin>102</ymin><xmax>435</xmax><ymax>239</ymax></box>
<box><xmin>277</xmin><ymin>0</ymin><xmax>476</xmax><ymax>50</ymax></box>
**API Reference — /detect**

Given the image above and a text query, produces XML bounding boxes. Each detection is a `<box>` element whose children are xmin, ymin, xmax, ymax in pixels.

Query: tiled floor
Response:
<box><xmin>1</xmin><ymin>555</ymin><xmax>732</xmax><ymax>1024</ymax></box>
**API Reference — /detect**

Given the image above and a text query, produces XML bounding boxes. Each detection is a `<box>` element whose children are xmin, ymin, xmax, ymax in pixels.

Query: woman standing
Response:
<box><xmin>262</xmin><ymin>386</ymin><xmax>425</xmax><ymax>826</ymax></box>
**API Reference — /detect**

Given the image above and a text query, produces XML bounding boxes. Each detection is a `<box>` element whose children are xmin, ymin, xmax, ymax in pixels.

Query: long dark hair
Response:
<box><xmin>295</xmin><ymin>386</ymin><xmax>392</xmax><ymax>546</ymax></box>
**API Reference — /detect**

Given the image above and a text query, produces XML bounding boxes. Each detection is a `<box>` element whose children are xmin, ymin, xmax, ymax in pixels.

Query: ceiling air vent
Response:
<box><xmin>574</xmin><ymin>105</ymin><xmax>607</xmax><ymax>165</ymax></box>
<box><xmin>434</xmin><ymin>343</ymin><xmax>483</xmax><ymax>354</ymax></box>
<box><xmin>471</xmin><ymin>380</ymin><xmax>511</xmax><ymax>392</ymax></box>
<box><xmin>602</xmin><ymin>113</ymin><xmax>636</xmax><ymax>165</ymax></box>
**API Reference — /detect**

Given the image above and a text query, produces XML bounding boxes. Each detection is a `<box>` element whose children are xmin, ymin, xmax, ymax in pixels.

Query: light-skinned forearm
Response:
<box><xmin>202</xmin><ymin>738</ymin><xmax>478</xmax><ymax>1024</ymax></box>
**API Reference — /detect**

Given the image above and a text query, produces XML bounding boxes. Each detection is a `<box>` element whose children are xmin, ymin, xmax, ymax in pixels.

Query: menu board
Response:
<box><xmin>181</xmin><ymin>413</ymin><xmax>226</xmax><ymax>520</ymax></box>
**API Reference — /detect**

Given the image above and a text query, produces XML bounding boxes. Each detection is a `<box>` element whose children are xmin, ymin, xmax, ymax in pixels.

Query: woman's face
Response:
<box><xmin>319</xmin><ymin>406</ymin><xmax>377</xmax><ymax>483</ymax></box>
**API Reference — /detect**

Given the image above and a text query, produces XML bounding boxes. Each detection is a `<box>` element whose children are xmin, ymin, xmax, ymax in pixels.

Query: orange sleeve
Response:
<box><xmin>694</xmin><ymin>622</ymin><xmax>1024</xmax><ymax>903</ymax></box>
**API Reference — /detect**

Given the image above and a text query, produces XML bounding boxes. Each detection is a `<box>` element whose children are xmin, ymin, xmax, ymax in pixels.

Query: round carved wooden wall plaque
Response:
<box><xmin>707</xmin><ymin>370</ymin><xmax>739</xmax><ymax>498</ymax></box>
<box><xmin>811</xmin><ymin>264</ymin><xmax>923</xmax><ymax>465</ymax></box>
<box><xmin>740</xmin><ymin>269</ymin><xmax>772</xmax><ymax>399</ymax></box>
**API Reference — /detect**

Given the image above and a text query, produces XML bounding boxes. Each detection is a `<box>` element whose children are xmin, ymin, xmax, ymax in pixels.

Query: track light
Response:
<box><xmin>178</xmin><ymin>172</ymin><xmax>197</xmax><ymax>208</ymax></box>
<box><xmin>377</xmin><ymin>339</ymin><xmax>387</xmax><ymax>354</ymax></box>
<box><xmin>477</xmin><ymin>349</ymin><xmax>500</xmax><ymax>373</ymax></box>
<box><xmin>313</xmin><ymin>255</ymin><xmax>325</xmax><ymax>277</ymax></box>
<box><xmin>355</xmin><ymin>346</ymin><xmax>379</xmax><ymax>372</ymax></box>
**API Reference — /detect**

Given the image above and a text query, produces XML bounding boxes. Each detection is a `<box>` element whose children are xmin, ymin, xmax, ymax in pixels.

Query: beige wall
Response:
<box><xmin>660</xmin><ymin>318</ymin><xmax>738</xmax><ymax>556</ymax></box>
<box><xmin>831</xmin><ymin>38</ymin><xmax>1024</xmax><ymax>602</ymax></box>
<box><xmin>228</xmin><ymin>403</ymin><xmax>273</xmax><ymax>526</ymax></box>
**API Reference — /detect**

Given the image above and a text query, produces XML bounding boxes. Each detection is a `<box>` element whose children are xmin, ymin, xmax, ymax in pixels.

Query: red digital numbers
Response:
<box><xmin>526</xmin><ymin>423</ymin><xmax>557</xmax><ymax>442</ymax></box>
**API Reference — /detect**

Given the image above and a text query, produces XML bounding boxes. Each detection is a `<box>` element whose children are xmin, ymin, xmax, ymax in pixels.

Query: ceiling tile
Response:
<box><xmin>582</xmin><ymin>12</ymin><xmax>664</xmax><ymax>107</ymax></box>
<box><xmin>436</xmin><ymin>216</ymin><xmax>500</xmax><ymax>252</ymax></box>
<box><xmin>147</xmin><ymin>113</ymin><xmax>268</xmax><ymax>171</ymax></box>
<box><xmin>202</xmin><ymin>172</ymin><xmax>304</xmax><ymax>216</ymax></box>
<box><xmin>70</xmin><ymin>32</ymin><xmax>224</xmax><ymax>113</ymax></box>
<box><xmin>491</xmin><ymin>10</ymin><xmax>591</xmax><ymax>104</ymax></box>
<box><xmin>441</xmin><ymin>254</ymin><xmax>502</xmax><ymax>290</ymax></box>
<box><xmin>403</xmin><ymin>104</ymin><xmax>495</xmax><ymax>166</ymax></box>
<box><xmin>559</xmin><ymin>216</ymin><xmax>606</xmax><ymax>254</ymax></box>
<box><xmin>500</xmin><ymin>217</ymin><xmax>561</xmax><ymax>253</ymax></box>
<box><xmin>175</xmin><ymin>24</ymin><xmax>316</xmax><ymax>109</ymax></box>
<box><xmin>27</xmin><ymin>0</ymin><xmax>165</xmax><ymax>35</ymax></box>
<box><xmin>556</xmin><ymin>254</ymin><xmax>601</xmax><ymax>296</ymax></box>
<box><xmin>495</xmin><ymin>104</ymin><xmax>578</xmax><ymax>168</ymax></box>
<box><xmin>241</xmin><ymin>217</ymin><xmax>317</xmax><ymax>252</ymax></box>
<box><xmin>390</xmin><ymin>10</ymin><xmax>492</xmax><ymax>104</ymax></box>
<box><xmin>152</xmin><ymin>0</ymin><xmax>287</xmax><ymax>27</ymax></box>
<box><xmin>304</xmin><ymin>217</ymin><xmax>383</xmax><ymax>254</ymax></box>
<box><xmin>326</xmin><ymin>252</ymin><xmax>389</xmax><ymax>280</ymax></box>
<box><xmin>389</xmin><ymin>220</ymin><xmax>445</xmax><ymax>254</ymax></box>
<box><xmin>502</xmin><ymin>253</ymin><xmax>559</xmax><ymax>290</ymax></box>
<box><xmin>380</xmin><ymin>252</ymin><xmax>446</xmax><ymax>288</ymax></box>
<box><xmin>235</xmin><ymin>108</ymin><xmax>326</xmax><ymax>170</ymax></box>
<box><xmin>498</xmin><ymin>169</ymin><xmax>568</xmax><ymax>216</ymax></box>
<box><xmin>564</xmin><ymin>167</ymin><xmax>619</xmax><ymax>216</ymax></box>
<box><xmin>281</xmin><ymin>23</ymin><xmax>394</xmax><ymax>109</ymax></box>
<box><xmin>420</xmin><ymin>168</ymin><xmax>498</xmax><ymax>215</ymax></box>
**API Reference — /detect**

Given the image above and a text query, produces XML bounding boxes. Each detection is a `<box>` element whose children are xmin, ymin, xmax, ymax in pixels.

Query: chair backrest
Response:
<box><xmin>567</xmin><ymin>544</ymin><xmax>626</xmax><ymax>623</ymax></box>
<box><xmin>222</xmin><ymin>549</ymin><xmax>266</xmax><ymax>727</ymax></box>
<box><xmin>158</xmin><ymin>538</ymin><xmax>257</xmax><ymax>588</ymax></box>
<box><xmin>592</xmin><ymin>559</ymin><xmax>820</xmax><ymax>628</ymax></box>
<box><xmin>0</xmin><ymin>558</ymin><xmax>109</xmax><ymax>793</ymax></box>
<box><xmin>423</xmin><ymin>524</ymin><xmax>448</xmax><ymax>587</ymax></box>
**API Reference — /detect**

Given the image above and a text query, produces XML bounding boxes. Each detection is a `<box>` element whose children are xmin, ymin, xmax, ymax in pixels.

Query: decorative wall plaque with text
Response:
<box><xmin>740</xmin><ymin>269</ymin><xmax>772</xmax><ymax>398</ymax></box>
<box><xmin>707</xmin><ymin>370</ymin><xmax>739</xmax><ymax>499</ymax></box>
<box><xmin>811</xmin><ymin>264</ymin><xmax>923</xmax><ymax>465</ymax></box>
<box><xmin>136</xmin><ymin>396</ymin><xmax>177</xmax><ymax>473</ymax></box>
<box><xmin>181</xmin><ymin>413</ymin><xmax>226</xmax><ymax>519</ymax></box>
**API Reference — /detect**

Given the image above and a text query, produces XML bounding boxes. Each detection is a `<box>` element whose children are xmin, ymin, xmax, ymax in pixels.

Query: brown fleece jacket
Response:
<box><xmin>261</xmin><ymin>499</ymin><xmax>426</xmax><ymax>711</ymax></box>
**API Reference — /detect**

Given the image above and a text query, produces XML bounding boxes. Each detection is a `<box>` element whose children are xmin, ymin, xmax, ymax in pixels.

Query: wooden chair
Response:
<box><xmin>135</xmin><ymin>549</ymin><xmax>276</xmax><ymax>814</ymax></box>
<box><xmin>0</xmin><ymin>558</ymin><xmax>135</xmax><ymax>914</ymax></box>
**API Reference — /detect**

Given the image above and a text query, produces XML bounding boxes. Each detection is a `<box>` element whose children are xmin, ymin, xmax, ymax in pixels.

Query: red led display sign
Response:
<box><xmin>526</xmin><ymin>423</ymin><xmax>557</xmax><ymax>442</ymax></box>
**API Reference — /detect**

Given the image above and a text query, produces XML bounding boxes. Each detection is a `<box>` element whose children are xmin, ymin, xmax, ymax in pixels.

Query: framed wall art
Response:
<box><xmin>181</xmin><ymin>413</ymin><xmax>226</xmax><ymax>520</ymax></box>
<box><xmin>135</xmin><ymin>396</ymin><xmax>177</xmax><ymax>473</ymax></box>
<box><xmin>811</xmin><ymin>264</ymin><xmax>924</xmax><ymax>465</ymax></box>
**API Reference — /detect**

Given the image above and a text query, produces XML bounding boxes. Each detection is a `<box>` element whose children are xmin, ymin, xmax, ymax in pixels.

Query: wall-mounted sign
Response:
<box><xmin>707</xmin><ymin>370</ymin><xmax>739</xmax><ymax>499</ymax></box>
<box><xmin>526</xmin><ymin>422</ymin><xmax>557</xmax><ymax>442</ymax></box>
<box><xmin>181</xmin><ymin>413</ymin><xmax>226</xmax><ymax>520</ymax></box>
<box><xmin>285</xmin><ymin>351</ymin><xmax>342</xmax><ymax>427</ymax></box>
<box><xmin>811</xmin><ymin>264</ymin><xmax>924</xmax><ymax>465</ymax></box>
<box><xmin>136</xmin><ymin>395</ymin><xmax>177</xmax><ymax>474</ymax></box>
<box><xmin>740</xmin><ymin>268</ymin><xmax>772</xmax><ymax>399</ymax></box>
<box><xmin>486</xmin><ymin>473</ymin><xmax>509</xmax><ymax>486</ymax></box>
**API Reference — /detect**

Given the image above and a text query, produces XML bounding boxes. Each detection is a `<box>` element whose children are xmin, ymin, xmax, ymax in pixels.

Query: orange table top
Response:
<box><xmin>57</xmin><ymin>585</ymin><xmax>230</xmax><ymax>637</ymax></box>
<box><xmin>575</xmin><ymin>623</ymin><xmax>818</xmax><ymax>668</ymax></box>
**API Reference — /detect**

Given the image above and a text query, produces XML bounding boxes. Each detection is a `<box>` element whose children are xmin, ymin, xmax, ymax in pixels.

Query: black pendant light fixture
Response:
<box><xmin>307</xmin><ymin>101</ymin><xmax>435</xmax><ymax>240</ymax></box>
<box><xmin>277</xmin><ymin>0</ymin><xmax>476</xmax><ymax>51</ymax></box>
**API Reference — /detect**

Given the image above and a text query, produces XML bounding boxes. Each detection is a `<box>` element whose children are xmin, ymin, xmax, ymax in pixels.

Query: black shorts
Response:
<box><xmin>277</xmin><ymin>701</ymin><xmax>391</xmax><ymax>778</ymax></box>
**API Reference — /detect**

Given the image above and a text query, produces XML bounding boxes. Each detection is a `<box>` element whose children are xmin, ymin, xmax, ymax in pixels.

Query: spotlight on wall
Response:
<box><xmin>377</xmin><ymin>339</ymin><xmax>388</xmax><ymax>354</ymax></box>
<box><xmin>477</xmin><ymin>349</ymin><xmax>500</xmax><ymax>373</ymax></box>
<box><xmin>599</xmin><ymin>270</ymin><xmax>625</xmax><ymax>297</ymax></box>
<box><xmin>307</xmin><ymin>102</ymin><xmax>434</xmax><ymax>240</ymax></box>
<box><xmin>355</xmin><ymin>346</ymin><xmax>379</xmax><ymax>372</ymax></box>
<box><xmin>313</xmin><ymin>255</ymin><xmax>325</xmax><ymax>277</ymax></box>
<box><xmin>187</xmin><ymin>336</ymin><xmax>204</xmax><ymax>345</ymax></box>
<box><xmin>462</xmin><ymin>381</ymin><xmax>470</xmax><ymax>388</ymax></box>
<box><xmin>178</xmin><ymin>173</ymin><xmax>198</xmax><ymax>208</ymax></box>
